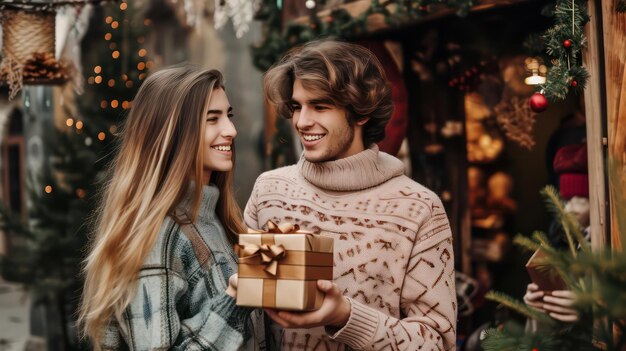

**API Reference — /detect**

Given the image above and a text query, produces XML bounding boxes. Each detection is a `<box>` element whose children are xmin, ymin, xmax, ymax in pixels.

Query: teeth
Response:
<box><xmin>303</xmin><ymin>134</ymin><xmax>324</xmax><ymax>141</ymax></box>
<box><xmin>212</xmin><ymin>145</ymin><xmax>231</xmax><ymax>151</ymax></box>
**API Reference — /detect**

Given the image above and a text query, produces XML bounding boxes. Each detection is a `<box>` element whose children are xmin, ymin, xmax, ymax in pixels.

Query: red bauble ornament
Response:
<box><xmin>571</xmin><ymin>80</ymin><xmax>578</xmax><ymax>87</ymax></box>
<box><xmin>326</xmin><ymin>16</ymin><xmax>333</xmax><ymax>23</ymax></box>
<box><xmin>564</xmin><ymin>39</ymin><xmax>572</xmax><ymax>48</ymax></box>
<box><xmin>529</xmin><ymin>92</ymin><xmax>548</xmax><ymax>113</ymax></box>
<box><xmin>532</xmin><ymin>348</ymin><xmax>539</xmax><ymax>351</ymax></box>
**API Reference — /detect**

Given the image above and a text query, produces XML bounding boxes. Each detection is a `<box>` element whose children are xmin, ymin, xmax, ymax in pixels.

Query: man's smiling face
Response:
<box><xmin>290</xmin><ymin>79</ymin><xmax>365</xmax><ymax>163</ymax></box>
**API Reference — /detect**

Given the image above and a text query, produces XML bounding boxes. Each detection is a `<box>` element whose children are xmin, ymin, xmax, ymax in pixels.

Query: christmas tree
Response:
<box><xmin>482</xmin><ymin>186</ymin><xmax>626</xmax><ymax>351</ymax></box>
<box><xmin>0</xmin><ymin>1</ymin><xmax>148</xmax><ymax>348</ymax></box>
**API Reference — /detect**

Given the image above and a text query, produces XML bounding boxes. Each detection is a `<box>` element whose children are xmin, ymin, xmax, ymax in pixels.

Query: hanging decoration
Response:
<box><xmin>0</xmin><ymin>1</ymin><xmax>101</xmax><ymax>99</ymax></box>
<box><xmin>22</xmin><ymin>52</ymin><xmax>69</xmax><ymax>83</ymax></box>
<box><xmin>538</xmin><ymin>0</ymin><xmax>590</xmax><ymax>103</ymax></box>
<box><xmin>56</xmin><ymin>4</ymin><xmax>93</xmax><ymax>96</ymax></box>
<box><xmin>172</xmin><ymin>0</ymin><xmax>261</xmax><ymax>37</ymax></box>
<box><xmin>214</xmin><ymin>0</ymin><xmax>262</xmax><ymax>38</ymax></box>
<box><xmin>495</xmin><ymin>96</ymin><xmax>538</xmax><ymax>149</ymax></box>
<box><xmin>0</xmin><ymin>6</ymin><xmax>67</xmax><ymax>99</ymax></box>
<box><xmin>528</xmin><ymin>91</ymin><xmax>548</xmax><ymax>113</ymax></box>
<box><xmin>251</xmin><ymin>0</ymin><xmax>475</xmax><ymax>71</ymax></box>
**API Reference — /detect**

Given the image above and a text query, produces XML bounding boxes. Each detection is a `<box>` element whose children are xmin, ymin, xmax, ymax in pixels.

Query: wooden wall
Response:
<box><xmin>602</xmin><ymin>1</ymin><xmax>626</xmax><ymax>251</ymax></box>
<box><xmin>583</xmin><ymin>0</ymin><xmax>608</xmax><ymax>250</ymax></box>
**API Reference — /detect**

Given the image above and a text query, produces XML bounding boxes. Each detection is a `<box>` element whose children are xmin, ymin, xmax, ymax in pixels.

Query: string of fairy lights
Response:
<box><xmin>46</xmin><ymin>0</ymin><xmax>151</xmax><ymax>195</ymax></box>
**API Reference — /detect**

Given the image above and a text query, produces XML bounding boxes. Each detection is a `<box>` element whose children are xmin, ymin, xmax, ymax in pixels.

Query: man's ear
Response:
<box><xmin>356</xmin><ymin>117</ymin><xmax>369</xmax><ymax>126</ymax></box>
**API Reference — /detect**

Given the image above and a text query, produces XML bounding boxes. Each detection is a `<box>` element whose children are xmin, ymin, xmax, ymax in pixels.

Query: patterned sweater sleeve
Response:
<box><xmin>329</xmin><ymin>196</ymin><xmax>457</xmax><ymax>351</ymax></box>
<box><xmin>107</xmin><ymin>234</ymin><xmax>252</xmax><ymax>350</ymax></box>
<box><xmin>244</xmin><ymin>176</ymin><xmax>262</xmax><ymax>230</ymax></box>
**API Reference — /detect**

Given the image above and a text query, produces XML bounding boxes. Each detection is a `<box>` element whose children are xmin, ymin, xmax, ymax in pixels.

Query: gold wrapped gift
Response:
<box><xmin>236</xmin><ymin>221</ymin><xmax>334</xmax><ymax>311</ymax></box>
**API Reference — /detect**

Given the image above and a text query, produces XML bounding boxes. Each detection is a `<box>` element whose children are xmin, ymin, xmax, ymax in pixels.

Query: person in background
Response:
<box><xmin>524</xmin><ymin>143</ymin><xmax>590</xmax><ymax>323</ymax></box>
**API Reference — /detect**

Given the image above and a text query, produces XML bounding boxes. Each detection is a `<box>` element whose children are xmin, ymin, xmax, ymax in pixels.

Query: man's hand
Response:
<box><xmin>226</xmin><ymin>273</ymin><xmax>238</xmax><ymax>298</ymax></box>
<box><xmin>265</xmin><ymin>280</ymin><xmax>351</xmax><ymax>329</ymax></box>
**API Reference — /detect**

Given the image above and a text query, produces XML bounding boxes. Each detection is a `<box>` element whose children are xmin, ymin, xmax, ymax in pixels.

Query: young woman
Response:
<box><xmin>78</xmin><ymin>66</ymin><xmax>261</xmax><ymax>350</ymax></box>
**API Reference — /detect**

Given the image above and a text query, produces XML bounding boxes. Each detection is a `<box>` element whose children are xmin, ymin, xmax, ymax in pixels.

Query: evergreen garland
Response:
<box><xmin>481</xmin><ymin>186</ymin><xmax>626</xmax><ymax>351</ymax></box>
<box><xmin>251</xmin><ymin>0</ymin><xmax>474</xmax><ymax>71</ymax></box>
<box><xmin>540</xmin><ymin>0</ymin><xmax>590</xmax><ymax>101</ymax></box>
<box><xmin>252</xmin><ymin>0</ymin><xmax>620</xmax><ymax>101</ymax></box>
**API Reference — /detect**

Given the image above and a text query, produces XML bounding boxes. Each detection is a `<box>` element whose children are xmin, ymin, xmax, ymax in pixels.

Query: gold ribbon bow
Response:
<box><xmin>247</xmin><ymin>220</ymin><xmax>304</xmax><ymax>235</ymax></box>
<box><xmin>237</xmin><ymin>221</ymin><xmax>308</xmax><ymax>276</ymax></box>
<box><xmin>237</xmin><ymin>243</ymin><xmax>286</xmax><ymax>275</ymax></box>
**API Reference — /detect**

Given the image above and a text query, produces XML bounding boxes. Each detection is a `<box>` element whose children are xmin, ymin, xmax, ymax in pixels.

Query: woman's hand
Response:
<box><xmin>523</xmin><ymin>283</ymin><xmax>545</xmax><ymax>311</ymax></box>
<box><xmin>265</xmin><ymin>280</ymin><xmax>351</xmax><ymax>329</ymax></box>
<box><xmin>542</xmin><ymin>290</ymin><xmax>579</xmax><ymax>322</ymax></box>
<box><xmin>226</xmin><ymin>273</ymin><xmax>238</xmax><ymax>298</ymax></box>
<box><xmin>523</xmin><ymin>283</ymin><xmax>579</xmax><ymax>322</ymax></box>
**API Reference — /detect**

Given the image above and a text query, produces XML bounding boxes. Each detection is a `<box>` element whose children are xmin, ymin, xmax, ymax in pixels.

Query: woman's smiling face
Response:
<box><xmin>202</xmin><ymin>88</ymin><xmax>237</xmax><ymax>176</ymax></box>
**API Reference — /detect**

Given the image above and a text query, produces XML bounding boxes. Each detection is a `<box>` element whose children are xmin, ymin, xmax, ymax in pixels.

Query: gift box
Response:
<box><xmin>525</xmin><ymin>248</ymin><xmax>567</xmax><ymax>291</ymax></box>
<box><xmin>236</xmin><ymin>222</ymin><xmax>334</xmax><ymax>311</ymax></box>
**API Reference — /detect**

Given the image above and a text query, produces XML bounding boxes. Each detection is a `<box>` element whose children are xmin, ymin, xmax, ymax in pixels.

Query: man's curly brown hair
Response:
<box><xmin>263</xmin><ymin>39</ymin><xmax>393</xmax><ymax>147</ymax></box>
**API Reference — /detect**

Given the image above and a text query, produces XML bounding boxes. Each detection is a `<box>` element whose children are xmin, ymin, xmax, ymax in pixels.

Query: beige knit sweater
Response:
<box><xmin>244</xmin><ymin>145</ymin><xmax>457</xmax><ymax>351</ymax></box>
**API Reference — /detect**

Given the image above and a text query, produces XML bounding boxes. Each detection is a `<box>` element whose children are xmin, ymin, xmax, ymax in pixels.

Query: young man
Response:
<box><xmin>244</xmin><ymin>40</ymin><xmax>456</xmax><ymax>350</ymax></box>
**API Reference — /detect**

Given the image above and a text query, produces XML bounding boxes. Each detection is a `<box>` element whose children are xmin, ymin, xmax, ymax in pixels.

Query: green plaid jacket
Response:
<box><xmin>101</xmin><ymin>184</ymin><xmax>264</xmax><ymax>350</ymax></box>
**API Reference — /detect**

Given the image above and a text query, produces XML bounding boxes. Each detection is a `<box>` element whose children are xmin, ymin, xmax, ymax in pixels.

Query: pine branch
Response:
<box><xmin>554</xmin><ymin>0</ymin><xmax>589</xmax><ymax>27</ymax></box>
<box><xmin>544</xmin><ymin>24</ymin><xmax>585</xmax><ymax>60</ymax></box>
<box><xmin>542</xmin><ymin>63</ymin><xmax>573</xmax><ymax>101</ymax></box>
<box><xmin>574</xmin><ymin>251</ymin><xmax>626</xmax><ymax>319</ymax></box>
<box><xmin>569</xmin><ymin>65</ymin><xmax>590</xmax><ymax>94</ymax></box>
<box><xmin>482</xmin><ymin>322</ymin><xmax>569</xmax><ymax>351</ymax></box>
<box><xmin>540</xmin><ymin>185</ymin><xmax>590</xmax><ymax>254</ymax></box>
<box><xmin>513</xmin><ymin>233</ymin><xmax>542</xmax><ymax>253</ymax></box>
<box><xmin>486</xmin><ymin>291</ymin><xmax>555</xmax><ymax>324</ymax></box>
<box><xmin>531</xmin><ymin>231</ymin><xmax>554</xmax><ymax>248</ymax></box>
<box><xmin>481</xmin><ymin>328</ymin><xmax>521</xmax><ymax>351</ymax></box>
<box><xmin>542</xmin><ymin>186</ymin><xmax>577</xmax><ymax>254</ymax></box>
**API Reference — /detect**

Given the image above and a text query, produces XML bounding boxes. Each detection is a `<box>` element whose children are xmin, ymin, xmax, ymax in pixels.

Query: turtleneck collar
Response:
<box><xmin>177</xmin><ymin>182</ymin><xmax>220</xmax><ymax>220</ymax></box>
<box><xmin>298</xmin><ymin>144</ymin><xmax>405</xmax><ymax>192</ymax></box>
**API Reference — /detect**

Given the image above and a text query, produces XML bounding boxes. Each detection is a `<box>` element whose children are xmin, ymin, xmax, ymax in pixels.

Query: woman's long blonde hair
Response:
<box><xmin>78</xmin><ymin>65</ymin><xmax>245</xmax><ymax>346</ymax></box>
